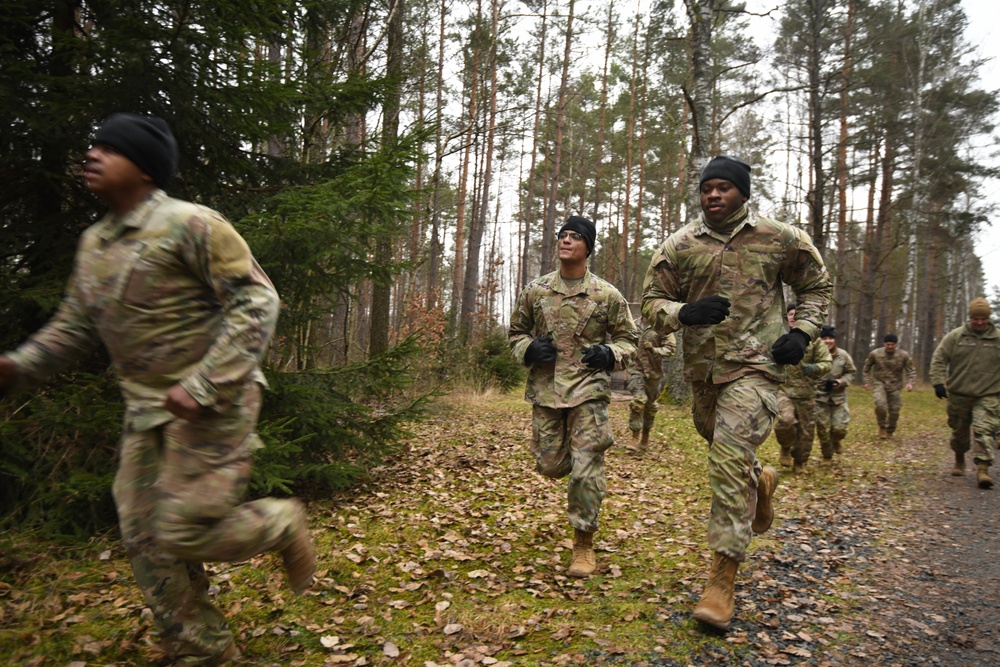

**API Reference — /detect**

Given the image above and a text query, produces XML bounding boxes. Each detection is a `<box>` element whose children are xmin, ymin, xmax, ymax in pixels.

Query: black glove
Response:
<box><xmin>524</xmin><ymin>336</ymin><xmax>558</xmax><ymax>366</ymax></box>
<box><xmin>823</xmin><ymin>379</ymin><xmax>837</xmax><ymax>392</ymax></box>
<box><xmin>934</xmin><ymin>384</ymin><xmax>948</xmax><ymax>399</ymax></box>
<box><xmin>678</xmin><ymin>296</ymin><xmax>731</xmax><ymax>326</ymax></box>
<box><xmin>581</xmin><ymin>344</ymin><xmax>615</xmax><ymax>372</ymax></box>
<box><xmin>771</xmin><ymin>329</ymin><xmax>810</xmax><ymax>365</ymax></box>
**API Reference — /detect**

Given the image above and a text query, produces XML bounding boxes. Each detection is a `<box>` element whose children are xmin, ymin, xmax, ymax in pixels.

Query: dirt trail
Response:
<box><xmin>864</xmin><ymin>430</ymin><xmax>1000</xmax><ymax>666</ymax></box>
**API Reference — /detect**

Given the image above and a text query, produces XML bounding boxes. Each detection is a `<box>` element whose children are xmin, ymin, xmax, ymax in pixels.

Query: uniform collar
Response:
<box><xmin>692</xmin><ymin>204</ymin><xmax>758</xmax><ymax>241</ymax></box>
<box><xmin>95</xmin><ymin>189</ymin><xmax>167</xmax><ymax>243</ymax></box>
<box><xmin>551</xmin><ymin>269</ymin><xmax>593</xmax><ymax>296</ymax></box>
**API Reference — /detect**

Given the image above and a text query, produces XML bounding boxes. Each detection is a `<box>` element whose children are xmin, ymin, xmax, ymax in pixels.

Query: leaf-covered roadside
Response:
<box><xmin>0</xmin><ymin>387</ymin><xmax>975</xmax><ymax>665</ymax></box>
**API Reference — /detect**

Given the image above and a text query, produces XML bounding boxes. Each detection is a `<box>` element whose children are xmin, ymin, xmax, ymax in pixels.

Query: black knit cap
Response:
<box><xmin>558</xmin><ymin>215</ymin><xmax>597</xmax><ymax>256</ymax></box>
<box><xmin>820</xmin><ymin>325</ymin><xmax>836</xmax><ymax>339</ymax></box>
<box><xmin>700</xmin><ymin>155</ymin><xmax>751</xmax><ymax>198</ymax></box>
<box><xmin>883</xmin><ymin>333</ymin><xmax>898</xmax><ymax>343</ymax></box>
<box><xmin>93</xmin><ymin>113</ymin><xmax>178</xmax><ymax>189</ymax></box>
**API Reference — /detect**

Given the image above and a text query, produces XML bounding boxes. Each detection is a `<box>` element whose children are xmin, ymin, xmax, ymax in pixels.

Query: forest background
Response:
<box><xmin>1</xmin><ymin>0</ymin><xmax>998</xmax><ymax>534</ymax></box>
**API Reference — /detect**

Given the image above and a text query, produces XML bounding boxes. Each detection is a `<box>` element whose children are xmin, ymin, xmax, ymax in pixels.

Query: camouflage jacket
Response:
<box><xmin>632</xmin><ymin>325</ymin><xmax>676</xmax><ymax>378</ymax></box>
<box><xmin>930</xmin><ymin>323</ymin><xmax>1000</xmax><ymax>397</ymax></box>
<box><xmin>863</xmin><ymin>347</ymin><xmax>916</xmax><ymax>391</ymax></box>
<box><xmin>778</xmin><ymin>337</ymin><xmax>832</xmax><ymax>399</ymax></box>
<box><xmin>640</xmin><ymin>206</ymin><xmax>832</xmax><ymax>385</ymax></box>
<box><xmin>509</xmin><ymin>269</ymin><xmax>637</xmax><ymax>408</ymax></box>
<box><xmin>815</xmin><ymin>347</ymin><xmax>857</xmax><ymax>403</ymax></box>
<box><xmin>5</xmin><ymin>190</ymin><xmax>279</xmax><ymax>431</ymax></box>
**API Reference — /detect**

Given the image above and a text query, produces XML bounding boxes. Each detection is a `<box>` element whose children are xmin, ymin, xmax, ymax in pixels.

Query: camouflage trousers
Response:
<box><xmin>774</xmin><ymin>394</ymin><xmax>817</xmax><ymax>465</ymax></box>
<box><xmin>113</xmin><ymin>382</ymin><xmax>301</xmax><ymax>665</ymax></box>
<box><xmin>531</xmin><ymin>400</ymin><xmax>614</xmax><ymax>533</ymax></box>
<box><xmin>691</xmin><ymin>375</ymin><xmax>778</xmax><ymax>561</ymax></box>
<box><xmin>815</xmin><ymin>394</ymin><xmax>850</xmax><ymax>459</ymax></box>
<box><xmin>872</xmin><ymin>383</ymin><xmax>902</xmax><ymax>433</ymax></box>
<box><xmin>628</xmin><ymin>371</ymin><xmax>663</xmax><ymax>432</ymax></box>
<box><xmin>946</xmin><ymin>394</ymin><xmax>999</xmax><ymax>465</ymax></box>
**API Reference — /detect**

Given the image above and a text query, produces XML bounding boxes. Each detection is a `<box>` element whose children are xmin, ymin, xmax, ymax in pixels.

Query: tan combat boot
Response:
<box><xmin>280</xmin><ymin>501</ymin><xmax>316</xmax><ymax>594</ymax></box>
<box><xmin>878</xmin><ymin>427</ymin><xmax>888</xmax><ymax>439</ymax></box>
<box><xmin>976</xmin><ymin>462</ymin><xmax>994</xmax><ymax>489</ymax></box>
<box><xmin>638</xmin><ymin>427</ymin><xmax>651</xmax><ymax>453</ymax></box>
<box><xmin>692</xmin><ymin>552</ymin><xmax>740</xmax><ymax>630</ymax></box>
<box><xmin>627</xmin><ymin>430</ymin><xmax>641</xmax><ymax>452</ymax></box>
<box><xmin>793</xmin><ymin>460</ymin><xmax>807</xmax><ymax>474</ymax></box>
<box><xmin>832</xmin><ymin>437</ymin><xmax>843</xmax><ymax>455</ymax></box>
<box><xmin>752</xmin><ymin>466</ymin><xmax>778</xmax><ymax>534</ymax></box>
<box><xmin>779</xmin><ymin>446</ymin><xmax>792</xmax><ymax>468</ymax></box>
<box><xmin>567</xmin><ymin>528</ymin><xmax>596</xmax><ymax>577</ymax></box>
<box><xmin>951</xmin><ymin>452</ymin><xmax>965</xmax><ymax>477</ymax></box>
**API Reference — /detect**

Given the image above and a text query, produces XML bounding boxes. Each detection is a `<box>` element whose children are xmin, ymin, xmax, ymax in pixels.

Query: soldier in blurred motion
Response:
<box><xmin>0</xmin><ymin>113</ymin><xmax>314</xmax><ymax>666</ymax></box>
<box><xmin>814</xmin><ymin>325</ymin><xmax>857</xmax><ymax>463</ymax></box>
<box><xmin>930</xmin><ymin>297</ymin><xmax>999</xmax><ymax>489</ymax></box>
<box><xmin>863</xmin><ymin>333</ymin><xmax>916</xmax><ymax>439</ymax></box>
<box><xmin>626</xmin><ymin>319</ymin><xmax>676</xmax><ymax>454</ymax></box>
<box><xmin>641</xmin><ymin>155</ymin><xmax>831</xmax><ymax>630</ymax></box>
<box><xmin>509</xmin><ymin>215</ymin><xmax>637</xmax><ymax>578</ymax></box>
<box><xmin>774</xmin><ymin>304</ymin><xmax>832</xmax><ymax>473</ymax></box>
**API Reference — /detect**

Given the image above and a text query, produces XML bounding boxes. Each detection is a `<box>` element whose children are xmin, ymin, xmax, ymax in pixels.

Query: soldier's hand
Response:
<box><xmin>524</xmin><ymin>336</ymin><xmax>558</xmax><ymax>366</ymax></box>
<box><xmin>581</xmin><ymin>344</ymin><xmax>615</xmax><ymax>372</ymax></box>
<box><xmin>771</xmin><ymin>329</ymin><xmax>810</xmax><ymax>365</ymax></box>
<box><xmin>165</xmin><ymin>384</ymin><xmax>205</xmax><ymax>421</ymax></box>
<box><xmin>801</xmin><ymin>363</ymin><xmax>819</xmax><ymax>377</ymax></box>
<box><xmin>678</xmin><ymin>296</ymin><xmax>731</xmax><ymax>326</ymax></box>
<box><xmin>934</xmin><ymin>384</ymin><xmax>948</xmax><ymax>399</ymax></box>
<box><xmin>643</xmin><ymin>341</ymin><xmax>654</xmax><ymax>350</ymax></box>
<box><xmin>823</xmin><ymin>379</ymin><xmax>837</xmax><ymax>392</ymax></box>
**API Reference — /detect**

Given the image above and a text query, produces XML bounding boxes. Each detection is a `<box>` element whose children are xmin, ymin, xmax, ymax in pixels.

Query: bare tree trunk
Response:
<box><xmin>834</xmin><ymin>0</ymin><xmax>854</xmax><ymax>348</ymax></box>
<box><xmin>683</xmin><ymin>0</ymin><xmax>716</xmax><ymax>205</ymax></box>
<box><xmin>592</xmin><ymin>0</ymin><xmax>615</xmax><ymax>222</ymax></box>
<box><xmin>520</xmin><ymin>0</ymin><xmax>548</xmax><ymax>289</ymax></box>
<box><xmin>450</xmin><ymin>29</ymin><xmax>480</xmax><ymax>329</ymax></box>
<box><xmin>541</xmin><ymin>0</ymin><xmax>576</xmax><ymax>274</ymax></box>
<box><xmin>427</xmin><ymin>0</ymin><xmax>448</xmax><ymax>310</ymax></box>
<box><xmin>619</xmin><ymin>12</ymin><xmax>639</xmax><ymax>295</ymax></box>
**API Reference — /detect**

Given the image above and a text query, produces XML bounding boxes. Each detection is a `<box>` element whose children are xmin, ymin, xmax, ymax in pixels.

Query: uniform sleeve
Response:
<box><xmin>5</xmin><ymin>251</ymin><xmax>101</xmax><ymax>391</ymax></box>
<box><xmin>782</xmin><ymin>229</ymin><xmax>832</xmax><ymax>340</ymax></box>
<box><xmin>652</xmin><ymin>332</ymin><xmax>676</xmax><ymax>358</ymax></box>
<box><xmin>606</xmin><ymin>291</ymin><xmax>638</xmax><ymax>371</ymax></box>
<box><xmin>929</xmin><ymin>335</ymin><xmax>953</xmax><ymax>386</ymax></box>
<box><xmin>508</xmin><ymin>287</ymin><xmax>537</xmax><ymax>364</ymax></box>
<box><xmin>863</xmin><ymin>352</ymin><xmax>876</xmax><ymax>385</ymax></box>
<box><xmin>178</xmin><ymin>213</ymin><xmax>280</xmax><ymax>409</ymax></box>
<box><xmin>811</xmin><ymin>338</ymin><xmax>833</xmax><ymax>376</ymax></box>
<box><xmin>641</xmin><ymin>242</ymin><xmax>683</xmax><ymax>336</ymax></box>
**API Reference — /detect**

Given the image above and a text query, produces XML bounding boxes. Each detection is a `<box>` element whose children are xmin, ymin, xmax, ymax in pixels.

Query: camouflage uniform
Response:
<box><xmin>509</xmin><ymin>269</ymin><xmax>637</xmax><ymax>532</ymax></box>
<box><xmin>775</xmin><ymin>337</ymin><xmax>832</xmax><ymax>465</ymax></box>
<box><xmin>930</xmin><ymin>323</ymin><xmax>1000</xmax><ymax>467</ymax></box>
<box><xmin>814</xmin><ymin>347</ymin><xmax>857</xmax><ymax>458</ymax></box>
<box><xmin>642</xmin><ymin>206</ymin><xmax>831</xmax><ymax>560</ymax></box>
<box><xmin>4</xmin><ymin>191</ymin><xmax>297</xmax><ymax>664</ymax></box>
<box><xmin>628</xmin><ymin>325</ymin><xmax>676</xmax><ymax>433</ymax></box>
<box><xmin>863</xmin><ymin>346</ymin><xmax>916</xmax><ymax>435</ymax></box>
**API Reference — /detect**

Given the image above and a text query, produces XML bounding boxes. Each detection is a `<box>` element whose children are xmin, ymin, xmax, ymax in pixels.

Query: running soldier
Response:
<box><xmin>509</xmin><ymin>215</ymin><xmax>637</xmax><ymax>578</ymax></box>
<box><xmin>641</xmin><ymin>155</ymin><xmax>831</xmax><ymax>629</ymax></box>
<box><xmin>627</xmin><ymin>319</ymin><xmax>676</xmax><ymax>453</ymax></box>
<box><xmin>814</xmin><ymin>325</ymin><xmax>857</xmax><ymax>463</ymax></box>
<box><xmin>774</xmin><ymin>304</ymin><xmax>832</xmax><ymax>472</ymax></box>
<box><xmin>930</xmin><ymin>297</ymin><xmax>999</xmax><ymax>489</ymax></box>
<box><xmin>863</xmin><ymin>333</ymin><xmax>916</xmax><ymax>438</ymax></box>
<box><xmin>0</xmin><ymin>113</ymin><xmax>315</xmax><ymax>665</ymax></box>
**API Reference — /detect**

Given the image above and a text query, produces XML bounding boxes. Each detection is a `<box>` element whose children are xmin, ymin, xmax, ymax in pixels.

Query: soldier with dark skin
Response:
<box><xmin>509</xmin><ymin>215</ymin><xmax>637</xmax><ymax>578</ymax></box>
<box><xmin>863</xmin><ymin>333</ymin><xmax>916</xmax><ymax>439</ymax></box>
<box><xmin>642</xmin><ymin>155</ymin><xmax>831</xmax><ymax>630</ymax></box>
<box><xmin>0</xmin><ymin>114</ymin><xmax>314</xmax><ymax>666</ymax></box>
<box><xmin>930</xmin><ymin>297</ymin><xmax>999</xmax><ymax>488</ymax></box>
<box><xmin>814</xmin><ymin>325</ymin><xmax>857</xmax><ymax>462</ymax></box>
<box><xmin>774</xmin><ymin>305</ymin><xmax>832</xmax><ymax>473</ymax></box>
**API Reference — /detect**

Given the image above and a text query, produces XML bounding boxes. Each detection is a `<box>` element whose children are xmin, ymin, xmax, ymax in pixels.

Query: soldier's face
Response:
<box><xmin>557</xmin><ymin>230</ymin><xmax>589</xmax><ymax>265</ymax></box>
<box><xmin>786</xmin><ymin>309</ymin><xmax>796</xmax><ymax>327</ymax></box>
<box><xmin>700</xmin><ymin>178</ymin><xmax>748</xmax><ymax>224</ymax></box>
<box><xmin>822</xmin><ymin>336</ymin><xmax>836</xmax><ymax>352</ymax></box>
<box><xmin>884</xmin><ymin>342</ymin><xmax>897</xmax><ymax>353</ymax></box>
<box><xmin>83</xmin><ymin>144</ymin><xmax>151</xmax><ymax>200</ymax></box>
<box><xmin>970</xmin><ymin>316</ymin><xmax>991</xmax><ymax>333</ymax></box>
